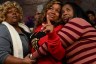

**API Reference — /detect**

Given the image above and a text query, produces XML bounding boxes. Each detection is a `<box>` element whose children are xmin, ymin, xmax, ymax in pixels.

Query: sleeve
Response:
<box><xmin>58</xmin><ymin>18</ymin><xmax>84</xmax><ymax>48</ymax></box>
<box><xmin>61</xmin><ymin>18</ymin><xmax>96</xmax><ymax>64</ymax></box>
<box><xmin>32</xmin><ymin>30</ymin><xmax>65</xmax><ymax>61</ymax></box>
<box><xmin>66</xmin><ymin>40</ymin><xmax>96</xmax><ymax>64</ymax></box>
<box><xmin>0</xmin><ymin>36</ymin><xmax>12</xmax><ymax>64</ymax></box>
<box><xmin>47</xmin><ymin>31</ymin><xmax>65</xmax><ymax>60</ymax></box>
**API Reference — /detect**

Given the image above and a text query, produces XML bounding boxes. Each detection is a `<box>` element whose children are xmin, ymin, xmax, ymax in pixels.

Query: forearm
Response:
<box><xmin>47</xmin><ymin>31</ymin><xmax>65</xmax><ymax>60</ymax></box>
<box><xmin>4</xmin><ymin>55</ymin><xmax>23</xmax><ymax>64</ymax></box>
<box><xmin>32</xmin><ymin>43</ymin><xmax>48</xmax><ymax>59</ymax></box>
<box><xmin>32</xmin><ymin>33</ymin><xmax>65</xmax><ymax>60</ymax></box>
<box><xmin>31</xmin><ymin>30</ymin><xmax>65</xmax><ymax>60</ymax></box>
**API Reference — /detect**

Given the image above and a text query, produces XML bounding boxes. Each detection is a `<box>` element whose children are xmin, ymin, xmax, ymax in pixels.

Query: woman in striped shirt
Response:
<box><xmin>58</xmin><ymin>2</ymin><xmax>96</xmax><ymax>64</ymax></box>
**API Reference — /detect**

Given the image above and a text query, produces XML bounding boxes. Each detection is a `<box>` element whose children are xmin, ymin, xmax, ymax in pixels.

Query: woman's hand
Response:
<box><xmin>42</xmin><ymin>15</ymin><xmax>54</xmax><ymax>33</ymax></box>
<box><xmin>4</xmin><ymin>54</ymin><xmax>36</xmax><ymax>64</ymax></box>
<box><xmin>22</xmin><ymin>54</ymin><xmax>36</xmax><ymax>64</ymax></box>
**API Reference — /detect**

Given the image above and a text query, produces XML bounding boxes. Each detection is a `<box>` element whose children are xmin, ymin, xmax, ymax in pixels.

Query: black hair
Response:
<box><xmin>62</xmin><ymin>2</ymin><xmax>94</xmax><ymax>26</ymax></box>
<box><xmin>86</xmin><ymin>10</ymin><xmax>95</xmax><ymax>16</ymax></box>
<box><xmin>36</xmin><ymin>0</ymin><xmax>63</xmax><ymax>27</ymax></box>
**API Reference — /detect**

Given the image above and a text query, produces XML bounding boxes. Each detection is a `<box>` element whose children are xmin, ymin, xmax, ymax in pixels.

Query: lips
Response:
<box><xmin>48</xmin><ymin>14</ymin><xmax>55</xmax><ymax>19</ymax></box>
<box><xmin>62</xmin><ymin>14</ymin><xmax>70</xmax><ymax>19</ymax></box>
<box><xmin>12</xmin><ymin>16</ymin><xmax>18</xmax><ymax>19</ymax></box>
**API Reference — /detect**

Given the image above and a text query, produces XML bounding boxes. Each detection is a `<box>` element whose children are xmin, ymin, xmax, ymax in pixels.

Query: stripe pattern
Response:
<box><xmin>58</xmin><ymin>18</ymin><xmax>96</xmax><ymax>64</ymax></box>
<box><xmin>32</xmin><ymin>43</ymin><xmax>48</xmax><ymax>59</ymax></box>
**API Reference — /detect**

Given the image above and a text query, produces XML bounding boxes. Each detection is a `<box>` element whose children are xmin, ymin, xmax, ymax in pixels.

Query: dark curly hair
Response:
<box><xmin>36</xmin><ymin>0</ymin><xmax>63</xmax><ymax>27</ymax></box>
<box><xmin>62</xmin><ymin>2</ymin><xmax>94</xmax><ymax>26</ymax></box>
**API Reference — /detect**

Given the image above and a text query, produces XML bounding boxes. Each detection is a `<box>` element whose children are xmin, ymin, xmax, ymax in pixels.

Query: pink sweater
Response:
<box><xmin>58</xmin><ymin>18</ymin><xmax>96</xmax><ymax>64</ymax></box>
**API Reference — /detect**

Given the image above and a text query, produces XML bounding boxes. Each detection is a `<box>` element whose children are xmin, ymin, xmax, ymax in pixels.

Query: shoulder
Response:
<box><xmin>55</xmin><ymin>25</ymin><xmax>63</xmax><ymax>32</ymax></box>
<box><xmin>0</xmin><ymin>23</ymin><xmax>11</xmax><ymax>38</ymax></box>
<box><xmin>69</xmin><ymin>18</ymin><xmax>90</xmax><ymax>26</ymax></box>
<box><xmin>34</xmin><ymin>25</ymin><xmax>42</xmax><ymax>32</ymax></box>
<box><xmin>70</xmin><ymin>18</ymin><xmax>86</xmax><ymax>22</ymax></box>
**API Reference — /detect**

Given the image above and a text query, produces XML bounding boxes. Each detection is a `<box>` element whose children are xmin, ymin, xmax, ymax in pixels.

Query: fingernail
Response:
<box><xmin>42</xmin><ymin>23</ymin><xmax>44</xmax><ymax>26</ymax></box>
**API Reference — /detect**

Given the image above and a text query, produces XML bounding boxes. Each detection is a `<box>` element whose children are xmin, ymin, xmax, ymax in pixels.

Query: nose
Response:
<box><xmin>12</xmin><ymin>11</ymin><xmax>17</xmax><ymax>15</ymax></box>
<box><xmin>50</xmin><ymin>8</ymin><xmax>57</xmax><ymax>13</ymax></box>
<box><xmin>63</xmin><ymin>10</ymin><xmax>67</xmax><ymax>14</ymax></box>
<box><xmin>62</xmin><ymin>10</ymin><xmax>67</xmax><ymax>16</ymax></box>
<box><xmin>50</xmin><ymin>10</ymin><xmax>56</xmax><ymax>15</ymax></box>
<box><xmin>50</xmin><ymin>10</ymin><xmax>55</xmax><ymax>14</ymax></box>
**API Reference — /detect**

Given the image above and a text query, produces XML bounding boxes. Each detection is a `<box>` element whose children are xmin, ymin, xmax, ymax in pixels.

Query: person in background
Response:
<box><xmin>0</xmin><ymin>1</ymin><xmax>35</xmax><ymax>64</ymax></box>
<box><xmin>25</xmin><ymin>16</ymin><xmax>35</xmax><ymax>32</ymax></box>
<box><xmin>57</xmin><ymin>2</ymin><xmax>96</xmax><ymax>64</ymax></box>
<box><xmin>34</xmin><ymin>4</ymin><xmax>44</xmax><ymax>27</ymax></box>
<box><xmin>30</xmin><ymin>0</ymin><xmax>65</xmax><ymax>64</ymax></box>
<box><xmin>34</xmin><ymin>12</ymin><xmax>41</xmax><ymax>26</ymax></box>
<box><xmin>86</xmin><ymin>10</ymin><xmax>96</xmax><ymax>28</ymax></box>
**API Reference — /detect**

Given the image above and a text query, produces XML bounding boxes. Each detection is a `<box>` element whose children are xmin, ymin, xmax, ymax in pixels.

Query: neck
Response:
<box><xmin>14</xmin><ymin>25</ymin><xmax>22</xmax><ymax>33</ymax></box>
<box><xmin>10</xmin><ymin>23</ymin><xmax>22</xmax><ymax>33</ymax></box>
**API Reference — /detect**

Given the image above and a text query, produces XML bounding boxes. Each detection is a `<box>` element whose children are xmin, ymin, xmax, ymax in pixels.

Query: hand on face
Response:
<box><xmin>42</xmin><ymin>15</ymin><xmax>54</xmax><ymax>33</ymax></box>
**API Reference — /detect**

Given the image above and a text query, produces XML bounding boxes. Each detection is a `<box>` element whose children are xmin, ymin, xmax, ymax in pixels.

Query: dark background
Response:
<box><xmin>0</xmin><ymin>0</ymin><xmax>96</xmax><ymax>21</ymax></box>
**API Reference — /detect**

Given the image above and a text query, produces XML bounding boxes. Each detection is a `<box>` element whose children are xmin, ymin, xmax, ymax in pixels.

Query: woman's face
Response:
<box><xmin>46</xmin><ymin>3</ymin><xmax>61</xmax><ymax>22</ymax></box>
<box><xmin>61</xmin><ymin>4</ymin><xmax>74</xmax><ymax>23</ymax></box>
<box><xmin>88</xmin><ymin>14</ymin><xmax>95</xmax><ymax>21</ymax></box>
<box><xmin>5</xmin><ymin>7</ymin><xmax>21</xmax><ymax>25</ymax></box>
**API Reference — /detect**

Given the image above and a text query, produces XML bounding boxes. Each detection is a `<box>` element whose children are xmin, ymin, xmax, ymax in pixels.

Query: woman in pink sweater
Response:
<box><xmin>58</xmin><ymin>2</ymin><xmax>96</xmax><ymax>64</ymax></box>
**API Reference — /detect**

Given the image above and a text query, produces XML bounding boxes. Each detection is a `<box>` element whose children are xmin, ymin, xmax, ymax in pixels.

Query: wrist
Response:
<box><xmin>21</xmin><ymin>59</ymin><xmax>24</xmax><ymax>64</ymax></box>
<box><xmin>29</xmin><ymin>54</ymin><xmax>33</xmax><ymax>60</ymax></box>
<box><xmin>29</xmin><ymin>54</ymin><xmax>36</xmax><ymax>60</ymax></box>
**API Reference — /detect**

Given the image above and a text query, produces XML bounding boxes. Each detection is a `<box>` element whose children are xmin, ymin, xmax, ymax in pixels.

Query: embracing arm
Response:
<box><xmin>31</xmin><ymin>15</ymin><xmax>65</xmax><ymax>60</ymax></box>
<box><xmin>4</xmin><ymin>55</ymin><xmax>23</xmax><ymax>64</ymax></box>
<box><xmin>32</xmin><ymin>31</ymin><xmax>65</xmax><ymax>60</ymax></box>
<box><xmin>0</xmin><ymin>36</ymin><xmax>35</xmax><ymax>64</ymax></box>
<box><xmin>58</xmin><ymin>18</ymin><xmax>84</xmax><ymax>48</ymax></box>
<box><xmin>4</xmin><ymin>54</ymin><xmax>36</xmax><ymax>64</ymax></box>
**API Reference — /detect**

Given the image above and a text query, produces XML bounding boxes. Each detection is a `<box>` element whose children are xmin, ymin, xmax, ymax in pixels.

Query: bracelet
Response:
<box><xmin>29</xmin><ymin>54</ymin><xmax>32</xmax><ymax>59</ymax></box>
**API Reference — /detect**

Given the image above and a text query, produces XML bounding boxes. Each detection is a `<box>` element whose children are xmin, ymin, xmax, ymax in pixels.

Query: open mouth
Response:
<box><xmin>50</xmin><ymin>14</ymin><xmax>55</xmax><ymax>18</ymax></box>
<box><xmin>12</xmin><ymin>16</ymin><xmax>18</xmax><ymax>20</ymax></box>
